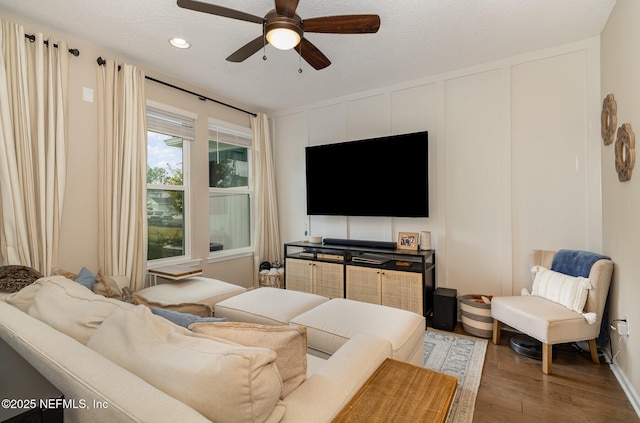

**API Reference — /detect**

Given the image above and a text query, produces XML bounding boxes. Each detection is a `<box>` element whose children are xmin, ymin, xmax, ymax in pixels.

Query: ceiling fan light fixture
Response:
<box><xmin>266</xmin><ymin>27</ymin><xmax>300</xmax><ymax>50</ymax></box>
<box><xmin>265</xmin><ymin>15</ymin><xmax>303</xmax><ymax>50</ymax></box>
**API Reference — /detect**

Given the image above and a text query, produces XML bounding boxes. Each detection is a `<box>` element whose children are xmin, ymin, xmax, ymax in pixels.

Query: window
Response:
<box><xmin>208</xmin><ymin>121</ymin><xmax>253</xmax><ymax>255</ymax></box>
<box><xmin>146</xmin><ymin>106</ymin><xmax>194</xmax><ymax>262</ymax></box>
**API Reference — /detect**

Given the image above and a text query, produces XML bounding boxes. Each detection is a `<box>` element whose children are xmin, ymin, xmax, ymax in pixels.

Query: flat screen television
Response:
<box><xmin>305</xmin><ymin>131</ymin><xmax>428</xmax><ymax>217</ymax></box>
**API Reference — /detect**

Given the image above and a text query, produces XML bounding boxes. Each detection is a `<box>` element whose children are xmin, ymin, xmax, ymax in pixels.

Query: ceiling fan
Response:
<box><xmin>176</xmin><ymin>0</ymin><xmax>381</xmax><ymax>70</ymax></box>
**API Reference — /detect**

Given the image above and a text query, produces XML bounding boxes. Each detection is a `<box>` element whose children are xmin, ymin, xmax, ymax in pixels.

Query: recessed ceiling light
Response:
<box><xmin>169</xmin><ymin>37</ymin><xmax>190</xmax><ymax>49</ymax></box>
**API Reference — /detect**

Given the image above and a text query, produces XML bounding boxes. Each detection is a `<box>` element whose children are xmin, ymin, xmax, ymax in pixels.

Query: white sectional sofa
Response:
<box><xmin>0</xmin><ymin>277</ymin><xmax>395</xmax><ymax>423</ymax></box>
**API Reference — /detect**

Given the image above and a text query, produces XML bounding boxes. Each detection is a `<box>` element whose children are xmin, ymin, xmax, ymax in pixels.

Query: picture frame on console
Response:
<box><xmin>398</xmin><ymin>232</ymin><xmax>419</xmax><ymax>251</ymax></box>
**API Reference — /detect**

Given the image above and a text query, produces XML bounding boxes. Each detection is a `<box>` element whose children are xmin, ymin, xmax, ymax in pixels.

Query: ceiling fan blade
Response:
<box><xmin>226</xmin><ymin>36</ymin><xmax>264</xmax><ymax>62</ymax></box>
<box><xmin>299</xmin><ymin>38</ymin><xmax>331</xmax><ymax>70</ymax></box>
<box><xmin>177</xmin><ymin>0</ymin><xmax>263</xmax><ymax>24</ymax></box>
<box><xmin>304</xmin><ymin>15</ymin><xmax>381</xmax><ymax>34</ymax></box>
<box><xmin>275</xmin><ymin>0</ymin><xmax>299</xmax><ymax>18</ymax></box>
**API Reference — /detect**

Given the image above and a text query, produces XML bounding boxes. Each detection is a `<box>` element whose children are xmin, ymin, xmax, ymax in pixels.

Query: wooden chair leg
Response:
<box><xmin>542</xmin><ymin>343</ymin><xmax>552</xmax><ymax>374</ymax></box>
<box><xmin>588</xmin><ymin>339</ymin><xmax>600</xmax><ymax>364</ymax></box>
<box><xmin>492</xmin><ymin>320</ymin><xmax>501</xmax><ymax>344</ymax></box>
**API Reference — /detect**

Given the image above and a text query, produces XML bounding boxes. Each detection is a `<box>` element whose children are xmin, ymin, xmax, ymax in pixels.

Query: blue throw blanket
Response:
<box><xmin>551</xmin><ymin>249</ymin><xmax>610</xmax><ymax>278</ymax></box>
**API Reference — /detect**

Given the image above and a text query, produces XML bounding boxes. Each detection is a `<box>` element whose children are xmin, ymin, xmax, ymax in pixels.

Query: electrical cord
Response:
<box><xmin>608</xmin><ymin>318</ymin><xmax>627</xmax><ymax>364</ymax></box>
<box><xmin>558</xmin><ymin>342</ymin><xmax>609</xmax><ymax>364</ymax></box>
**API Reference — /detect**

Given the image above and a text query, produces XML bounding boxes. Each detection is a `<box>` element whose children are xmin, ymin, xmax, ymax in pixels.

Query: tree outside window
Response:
<box><xmin>147</xmin><ymin>131</ymin><xmax>186</xmax><ymax>260</ymax></box>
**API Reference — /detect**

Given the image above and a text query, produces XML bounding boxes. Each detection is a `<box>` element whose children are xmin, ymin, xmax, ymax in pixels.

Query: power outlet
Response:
<box><xmin>618</xmin><ymin>321</ymin><xmax>629</xmax><ymax>337</ymax></box>
<box><xmin>625</xmin><ymin>314</ymin><xmax>630</xmax><ymax>336</ymax></box>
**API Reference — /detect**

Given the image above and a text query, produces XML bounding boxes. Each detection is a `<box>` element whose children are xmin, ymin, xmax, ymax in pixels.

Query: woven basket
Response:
<box><xmin>259</xmin><ymin>272</ymin><xmax>283</xmax><ymax>288</ymax></box>
<box><xmin>459</xmin><ymin>295</ymin><xmax>493</xmax><ymax>338</ymax></box>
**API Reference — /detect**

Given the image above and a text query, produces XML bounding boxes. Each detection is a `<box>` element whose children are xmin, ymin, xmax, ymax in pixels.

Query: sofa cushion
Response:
<box><xmin>5</xmin><ymin>275</ymin><xmax>128</xmax><ymax>314</ymax></box>
<box><xmin>214</xmin><ymin>287</ymin><xmax>329</xmax><ymax>325</ymax></box>
<box><xmin>132</xmin><ymin>293</ymin><xmax>212</xmax><ymax>317</ymax></box>
<box><xmin>87</xmin><ymin>306</ymin><xmax>283</xmax><ymax>423</ymax></box>
<box><xmin>492</xmin><ymin>295</ymin><xmax>598</xmax><ymax>344</ymax></box>
<box><xmin>151</xmin><ymin>307</ymin><xmax>228</xmax><ymax>328</ymax></box>
<box><xmin>4</xmin><ymin>277</ymin><xmax>49</xmax><ymax>312</ymax></box>
<box><xmin>135</xmin><ymin>277</ymin><xmax>246</xmax><ymax>309</ymax></box>
<box><xmin>531</xmin><ymin>266</ymin><xmax>591</xmax><ymax>313</ymax></box>
<box><xmin>190</xmin><ymin>321</ymin><xmax>307</xmax><ymax>398</ymax></box>
<box><xmin>290</xmin><ymin>298</ymin><xmax>425</xmax><ymax>365</ymax></box>
<box><xmin>25</xmin><ymin>277</ymin><xmax>134</xmax><ymax>344</ymax></box>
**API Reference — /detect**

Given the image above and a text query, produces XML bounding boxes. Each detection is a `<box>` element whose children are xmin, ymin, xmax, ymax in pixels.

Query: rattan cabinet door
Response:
<box><xmin>381</xmin><ymin>270</ymin><xmax>423</xmax><ymax>315</ymax></box>
<box><xmin>313</xmin><ymin>261</ymin><xmax>344</xmax><ymax>298</ymax></box>
<box><xmin>285</xmin><ymin>258</ymin><xmax>313</xmax><ymax>293</ymax></box>
<box><xmin>346</xmin><ymin>266</ymin><xmax>382</xmax><ymax>305</ymax></box>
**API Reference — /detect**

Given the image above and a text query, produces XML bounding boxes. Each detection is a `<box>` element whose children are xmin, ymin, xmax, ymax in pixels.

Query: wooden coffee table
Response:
<box><xmin>332</xmin><ymin>358</ymin><xmax>457</xmax><ymax>423</ymax></box>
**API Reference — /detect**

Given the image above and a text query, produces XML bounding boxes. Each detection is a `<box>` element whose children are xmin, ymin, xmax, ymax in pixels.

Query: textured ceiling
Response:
<box><xmin>0</xmin><ymin>0</ymin><xmax>616</xmax><ymax>113</ymax></box>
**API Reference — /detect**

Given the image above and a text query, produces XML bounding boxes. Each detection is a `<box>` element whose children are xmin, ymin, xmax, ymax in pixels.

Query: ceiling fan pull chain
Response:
<box><xmin>298</xmin><ymin>43</ymin><xmax>302</xmax><ymax>73</ymax></box>
<box><xmin>262</xmin><ymin>23</ymin><xmax>267</xmax><ymax>61</ymax></box>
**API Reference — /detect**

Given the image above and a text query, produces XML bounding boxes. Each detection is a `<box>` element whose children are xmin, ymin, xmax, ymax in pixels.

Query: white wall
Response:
<box><xmin>272</xmin><ymin>37</ymin><xmax>603</xmax><ymax>299</ymax></box>
<box><xmin>600</xmin><ymin>0</ymin><xmax>640</xmax><ymax>412</ymax></box>
<box><xmin>444</xmin><ymin>70</ymin><xmax>505</xmax><ymax>296</ymax></box>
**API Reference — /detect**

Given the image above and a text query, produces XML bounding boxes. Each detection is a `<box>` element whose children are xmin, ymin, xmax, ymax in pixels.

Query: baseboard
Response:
<box><xmin>609</xmin><ymin>363</ymin><xmax>640</xmax><ymax>417</ymax></box>
<box><xmin>605</xmin><ymin>348</ymin><xmax>640</xmax><ymax>418</ymax></box>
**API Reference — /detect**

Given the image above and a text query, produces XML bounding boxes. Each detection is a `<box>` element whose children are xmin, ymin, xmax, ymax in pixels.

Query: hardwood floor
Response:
<box><xmin>456</xmin><ymin>324</ymin><xmax>640</xmax><ymax>423</ymax></box>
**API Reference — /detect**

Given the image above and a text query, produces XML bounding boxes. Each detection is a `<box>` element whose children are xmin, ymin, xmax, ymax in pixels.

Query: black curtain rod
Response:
<box><xmin>96</xmin><ymin>57</ymin><xmax>256</xmax><ymax>117</ymax></box>
<box><xmin>24</xmin><ymin>34</ymin><xmax>80</xmax><ymax>57</ymax></box>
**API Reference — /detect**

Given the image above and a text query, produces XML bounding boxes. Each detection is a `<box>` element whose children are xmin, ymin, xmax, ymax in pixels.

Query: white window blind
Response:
<box><xmin>208</xmin><ymin>119</ymin><xmax>251</xmax><ymax>147</ymax></box>
<box><xmin>147</xmin><ymin>106</ymin><xmax>195</xmax><ymax>141</ymax></box>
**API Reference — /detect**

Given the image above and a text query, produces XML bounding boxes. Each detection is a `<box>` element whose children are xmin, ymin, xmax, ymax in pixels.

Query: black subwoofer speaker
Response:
<box><xmin>432</xmin><ymin>288</ymin><xmax>458</xmax><ymax>331</ymax></box>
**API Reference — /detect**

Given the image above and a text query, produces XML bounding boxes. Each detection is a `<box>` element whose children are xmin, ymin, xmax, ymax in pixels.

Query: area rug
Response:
<box><xmin>424</xmin><ymin>329</ymin><xmax>487</xmax><ymax>423</ymax></box>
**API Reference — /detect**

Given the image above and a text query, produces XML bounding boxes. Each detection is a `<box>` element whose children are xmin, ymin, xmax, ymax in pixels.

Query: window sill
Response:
<box><xmin>146</xmin><ymin>257</ymin><xmax>202</xmax><ymax>268</ymax></box>
<box><xmin>207</xmin><ymin>248</ymin><xmax>254</xmax><ymax>264</ymax></box>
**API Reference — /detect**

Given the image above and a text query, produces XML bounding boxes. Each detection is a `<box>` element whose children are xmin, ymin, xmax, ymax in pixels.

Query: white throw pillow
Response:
<box><xmin>87</xmin><ymin>306</ymin><xmax>283</xmax><ymax>423</ymax></box>
<box><xmin>531</xmin><ymin>266</ymin><xmax>591</xmax><ymax>313</ymax></box>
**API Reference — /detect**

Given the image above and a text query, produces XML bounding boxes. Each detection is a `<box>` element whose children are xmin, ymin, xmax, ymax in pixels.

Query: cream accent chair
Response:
<box><xmin>491</xmin><ymin>249</ymin><xmax>613</xmax><ymax>374</ymax></box>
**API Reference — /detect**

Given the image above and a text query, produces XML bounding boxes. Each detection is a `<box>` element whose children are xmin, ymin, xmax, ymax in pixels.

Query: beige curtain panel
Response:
<box><xmin>97</xmin><ymin>60</ymin><xmax>146</xmax><ymax>291</ymax></box>
<box><xmin>0</xmin><ymin>19</ymin><xmax>69</xmax><ymax>274</ymax></box>
<box><xmin>252</xmin><ymin>113</ymin><xmax>281</xmax><ymax>286</ymax></box>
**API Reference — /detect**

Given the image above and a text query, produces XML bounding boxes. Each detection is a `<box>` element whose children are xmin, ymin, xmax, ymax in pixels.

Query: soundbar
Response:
<box><xmin>323</xmin><ymin>238</ymin><xmax>398</xmax><ymax>249</ymax></box>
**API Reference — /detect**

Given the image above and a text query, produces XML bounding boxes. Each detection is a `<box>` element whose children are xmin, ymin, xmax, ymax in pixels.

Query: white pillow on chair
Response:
<box><xmin>531</xmin><ymin>266</ymin><xmax>591</xmax><ymax>314</ymax></box>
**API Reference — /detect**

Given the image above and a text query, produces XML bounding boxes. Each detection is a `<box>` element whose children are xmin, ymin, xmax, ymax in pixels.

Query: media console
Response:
<box><xmin>283</xmin><ymin>240</ymin><xmax>435</xmax><ymax>318</ymax></box>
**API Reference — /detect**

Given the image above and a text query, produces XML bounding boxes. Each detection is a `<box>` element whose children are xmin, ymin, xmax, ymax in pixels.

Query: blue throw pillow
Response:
<box><xmin>151</xmin><ymin>307</ymin><xmax>228</xmax><ymax>328</ymax></box>
<box><xmin>75</xmin><ymin>267</ymin><xmax>96</xmax><ymax>290</ymax></box>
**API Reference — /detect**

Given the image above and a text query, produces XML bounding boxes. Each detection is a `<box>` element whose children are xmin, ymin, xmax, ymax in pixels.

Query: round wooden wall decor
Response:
<box><xmin>615</xmin><ymin>123</ymin><xmax>635</xmax><ymax>182</ymax></box>
<box><xmin>601</xmin><ymin>94</ymin><xmax>617</xmax><ymax>146</ymax></box>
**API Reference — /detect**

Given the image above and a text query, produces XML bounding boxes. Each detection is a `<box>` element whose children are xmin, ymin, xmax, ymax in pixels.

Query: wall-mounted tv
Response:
<box><xmin>305</xmin><ymin>131</ymin><xmax>428</xmax><ymax>217</ymax></box>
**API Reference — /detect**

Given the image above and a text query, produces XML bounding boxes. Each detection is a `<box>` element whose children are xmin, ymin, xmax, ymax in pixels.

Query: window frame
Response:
<box><xmin>145</xmin><ymin>102</ymin><xmax>196</xmax><ymax>266</ymax></box>
<box><xmin>207</xmin><ymin>118</ymin><xmax>255</xmax><ymax>262</ymax></box>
